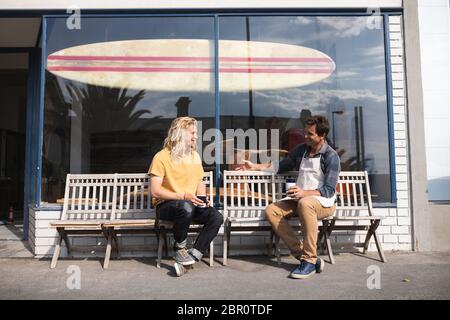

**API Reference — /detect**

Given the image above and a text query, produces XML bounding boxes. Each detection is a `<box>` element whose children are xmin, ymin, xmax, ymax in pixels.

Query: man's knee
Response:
<box><xmin>265</xmin><ymin>203</ymin><xmax>279</xmax><ymax>221</ymax></box>
<box><xmin>177</xmin><ymin>201</ymin><xmax>195</xmax><ymax>219</ymax></box>
<box><xmin>298</xmin><ymin>197</ymin><xmax>315</xmax><ymax>210</ymax></box>
<box><xmin>209</xmin><ymin>208</ymin><xmax>224</xmax><ymax>227</ymax></box>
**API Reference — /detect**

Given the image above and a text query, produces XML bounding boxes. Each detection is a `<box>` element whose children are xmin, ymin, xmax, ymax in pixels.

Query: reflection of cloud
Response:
<box><xmin>366</xmin><ymin>75</ymin><xmax>386</xmax><ymax>81</ymax></box>
<box><xmin>255</xmin><ymin>88</ymin><xmax>386</xmax><ymax>113</ymax></box>
<box><xmin>316</xmin><ymin>17</ymin><xmax>380</xmax><ymax>38</ymax></box>
<box><xmin>291</xmin><ymin>17</ymin><xmax>313</xmax><ymax>25</ymax></box>
<box><xmin>374</xmin><ymin>64</ymin><xmax>386</xmax><ymax>69</ymax></box>
<box><xmin>363</xmin><ymin>45</ymin><xmax>385</xmax><ymax>56</ymax></box>
<box><xmin>328</xmin><ymin>69</ymin><xmax>386</xmax><ymax>82</ymax></box>
<box><xmin>335</xmin><ymin>71</ymin><xmax>359</xmax><ymax>78</ymax></box>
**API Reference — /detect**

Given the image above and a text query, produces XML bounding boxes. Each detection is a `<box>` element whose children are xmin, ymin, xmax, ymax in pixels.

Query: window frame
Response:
<box><xmin>37</xmin><ymin>10</ymin><xmax>401</xmax><ymax>209</ymax></box>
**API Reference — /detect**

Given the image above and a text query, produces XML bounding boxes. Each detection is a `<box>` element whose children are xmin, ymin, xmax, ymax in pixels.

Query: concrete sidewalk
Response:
<box><xmin>1</xmin><ymin>250</ymin><xmax>449</xmax><ymax>300</ymax></box>
<box><xmin>0</xmin><ymin>222</ymin><xmax>33</xmax><ymax>258</ymax></box>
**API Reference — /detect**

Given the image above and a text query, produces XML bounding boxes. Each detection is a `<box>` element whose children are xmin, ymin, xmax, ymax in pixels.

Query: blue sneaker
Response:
<box><xmin>315</xmin><ymin>257</ymin><xmax>325</xmax><ymax>273</ymax></box>
<box><xmin>290</xmin><ymin>260</ymin><xmax>316</xmax><ymax>279</ymax></box>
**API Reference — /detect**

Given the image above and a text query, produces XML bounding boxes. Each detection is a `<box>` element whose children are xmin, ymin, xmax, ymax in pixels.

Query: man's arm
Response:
<box><xmin>317</xmin><ymin>151</ymin><xmax>341</xmax><ymax>198</ymax></box>
<box><xmin>150</xmin><ymin>175</ymin><xmax>183</xmax><ymax>200</ymax></box>
<box><xmin>196</xmin><ymin>181</ymin><xmax>206</xmax><ymax>196</ymax></box>
<box><xmin>150</xmin><ymin>175</ymin><xmax>204</xmax><ymax>206</ymax></box>
<box><xmin>237</xmin><ymin>144</ymin><xmax>303</xmax><ymax>172</ymax></box>
<box><xmin>277</xmin><ymin>144</ymin><xmax>303</xmax><ymax>173</ymax></box>
<box><xmin>287</xmin><ymin>186</ymin><xmax>321</xmax><ymax>199</ymax></box>
<box><xmin>196</xmin><ymin>181</ymin><xmax>211</xmax><ymax>207</ymax></box>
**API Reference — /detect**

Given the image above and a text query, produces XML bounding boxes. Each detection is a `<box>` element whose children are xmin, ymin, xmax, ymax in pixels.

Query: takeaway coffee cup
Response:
<box><xmin>286</xmin><ymin>178</ymin><xmax>296</xmax><ymax>193</ymax></box>
<box><xmin>197</xmin><ymin>195</ymin><xmax>207</xmax><ymax>208</ymax></box>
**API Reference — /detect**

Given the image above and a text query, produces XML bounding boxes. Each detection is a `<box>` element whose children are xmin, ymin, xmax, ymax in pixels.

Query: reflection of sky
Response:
<box><xmin>46</xmin><ymin>17</ymin><xmax>214</xmax><ymax>54</ymax></box>
<box><xmin>47</xmin><ymin>15</ymin><xmax>391</xmax><ymax>178</ymax></box>
<box><xmin>48</xmin><ymin>17</ymin><xmax>217</xmax><ymax>119</ymax></box>
<box><xmin>219</xmin><ymin>16</ymin><xmax>390</xmax><ymax>174</ymax></box>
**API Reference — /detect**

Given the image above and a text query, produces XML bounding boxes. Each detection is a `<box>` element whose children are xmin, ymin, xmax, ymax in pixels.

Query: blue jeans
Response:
<box><xmin>156</xmin><ymin>200</ymin><xmax>223</xmax><ymax>254</ymax></box>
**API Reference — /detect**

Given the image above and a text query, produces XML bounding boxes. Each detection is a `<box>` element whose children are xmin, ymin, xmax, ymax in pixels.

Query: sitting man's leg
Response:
<box><xmin>290</xmin><ymin>197</ymin><xmax>336</xmax><ymax>279</ymax></box>
<box><xmin>157</xmin><ymin>200</ymin><xmax>196</xmax><ymax>266</ymax></box>
<box><xmin>265</xmin><ymin>199</ymin><xmax>303</xmax><ymax>259</ymax></box>
<box><xmin>190</xmin><ymin>207</ymin><xmax>223</xmax><ymax>261</ymax></box>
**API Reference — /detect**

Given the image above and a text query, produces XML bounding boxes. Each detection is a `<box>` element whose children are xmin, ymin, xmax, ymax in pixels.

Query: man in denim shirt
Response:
<box><xmin>238</xmin><ymin>115</ymin><xmax>340</xmax><ymax>279</ymax></box>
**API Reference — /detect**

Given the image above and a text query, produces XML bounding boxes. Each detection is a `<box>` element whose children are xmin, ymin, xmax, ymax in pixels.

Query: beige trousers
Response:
<box><xmin>265</xmin><ymin>196</ymin><xmax>336</xmax><ymax>264</ymax></box>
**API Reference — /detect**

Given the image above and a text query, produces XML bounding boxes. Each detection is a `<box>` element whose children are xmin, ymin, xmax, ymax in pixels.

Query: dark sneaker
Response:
<box><xmin>290</xmin><ymin>260</ymin><xmax>316</xmax><ymax>279</ymax></box>
<box><xmin>174</xmin><ymin>262</ymin><xmax>187</xmax><ymax>277</ymax></box>
<box><xmin>315</xmin><ymin>257</ymin><xmax>325</xmax><ymax>273</ymax></box>
<box><xmin>188</xmin><ymin>248</ymin><xmax>203</xmax><ymax>262</ymax></box>
<box><xmin>174</xmin><ymin>247</ymin><xmax>195</xmax><ymax>266</ymax></box>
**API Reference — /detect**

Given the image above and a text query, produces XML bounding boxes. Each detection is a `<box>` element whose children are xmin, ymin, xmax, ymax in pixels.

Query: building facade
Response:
<box><xmin>0</xmin><ymin>0</ymin><xmax>448</xmax><ymax>258</ymax></box>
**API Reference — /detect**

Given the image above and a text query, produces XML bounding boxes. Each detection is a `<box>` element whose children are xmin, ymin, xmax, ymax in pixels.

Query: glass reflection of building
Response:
<box><xmin>42</xmin><ymin>15</ymin><xmax>393</xmax><ymax>205</ymax></box>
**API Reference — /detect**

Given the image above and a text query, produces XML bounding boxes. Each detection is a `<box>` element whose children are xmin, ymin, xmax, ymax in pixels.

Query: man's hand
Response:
<box><xmin>287</xmin><ymin>186</ymin><xmax>305</xmax><ymax>199</ymax></box>
<box><xmin>183</xmin><ymin>193</ymin><xmax>205</xmax><ymax>206</ymax></box>
<box><xmin>235</xmin><ymin>160</ymin><xmax>260</xmax><ymax>171</ymax></box>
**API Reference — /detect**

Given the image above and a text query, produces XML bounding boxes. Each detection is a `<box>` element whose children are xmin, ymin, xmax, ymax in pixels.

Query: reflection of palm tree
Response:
<box><xmin>65</xmin><ymin>84</ymin><xmax>162</xmax><ymax>173</ymax></box>
<box><xmin>66</xmin><ymin>84</ymin><xmax>156</xmax><ymax>131</ymax></box>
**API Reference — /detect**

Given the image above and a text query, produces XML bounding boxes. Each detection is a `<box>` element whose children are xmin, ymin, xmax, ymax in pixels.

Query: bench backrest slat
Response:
<box><xmin>203</xmin><ymin>171</ymin><xmax>214</xmax><ymax>206</ymax></box>
<box><xmin>115</xmin><ymin>174</ymin><xmax>152</xmax><ymax>219</ymax></box>
<box><xmin>335</xmin><ymin>171</ymin><xmax>373</xmax><ymax>217</ymax></box>
<box><xmin>62</xmin><ymin>174</ymin><xmax>117</xmax><ymax>220</ymax></box>
<box><xmin>223</xmin><ymin>170</ymin><xmax>273</xmax><ymax>220</ymax></box>
<box><xmin>61</xmin><ymin>172</ymin><xmax>214</xmax><ymax>222</ymax></box>
<box><xmin>223</xmin><ymin>170</ymin><xmax>373</xmax><ymax>221</ymax></box>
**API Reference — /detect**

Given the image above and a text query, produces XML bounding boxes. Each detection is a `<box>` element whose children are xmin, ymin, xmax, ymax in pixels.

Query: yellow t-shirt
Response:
<box><xmin>148</xmin><ymin>148</ymin><xmax>204</xmax><ymax>206</ymax></box>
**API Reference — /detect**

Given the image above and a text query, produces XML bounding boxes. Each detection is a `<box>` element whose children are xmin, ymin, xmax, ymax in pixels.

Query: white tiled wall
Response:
<box><xmin>418</xmin><ymin>0</ymin><xmax>450</xmax><ymax>201</ymax></box>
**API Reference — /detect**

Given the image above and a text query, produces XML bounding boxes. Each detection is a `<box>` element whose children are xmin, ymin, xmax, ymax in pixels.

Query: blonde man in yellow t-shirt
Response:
<box><xmin>148</xmin><ymin>117</ymin><xmax>223</xmax><ymax>276</ymax></box>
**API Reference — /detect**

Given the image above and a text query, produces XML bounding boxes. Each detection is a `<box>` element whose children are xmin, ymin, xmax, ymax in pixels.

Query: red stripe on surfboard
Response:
<box><xmin>48</xmin><ymin>55</ymin><xmax>332</xmax><ymax>63</ymax></box>
<box><xmin>47</xmin><ymin>66</ymin><xmax>333</xmax><ymax>74</ymax></box>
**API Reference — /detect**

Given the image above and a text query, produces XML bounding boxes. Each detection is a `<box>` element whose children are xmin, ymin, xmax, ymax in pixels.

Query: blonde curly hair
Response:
<box><xmin>163</xmin><ymin>117</ymin><xmax>198</xmax><ymax>161</ymax></box>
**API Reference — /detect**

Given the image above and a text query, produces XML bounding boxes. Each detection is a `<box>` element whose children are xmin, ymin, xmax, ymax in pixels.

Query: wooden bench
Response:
<box><xmin>272</xmin><ymin>171</ymin><xmax>335</xmax><ymax>264</ymax></box>
<box><xmin>328</xmin><ymin>171</ymin><xmax>386</xmax><ymax>263</ymax></box>
<box><xmin>273</xmin><ymin>171</ymin><xmax>386</xmax><ymax>264</ymax></box>
<box><xmin>50</xmin><ymin>174</ymin><xmax>118</xmax><ymax>269</ymax></box>
<box><xmin>222</xmin><ymin>170</ymin><xmax>386</xmax><ymax>266</ymax></box>
<box><xmin>101</xmin><ymin>173</ymin><xmax>156</xmax><ymax>269</ymax></box>
<box><xmin>223</xmin><ymin>171</ymin><xmax>277</xmax><ymax>266</ymax></box>
<box><xmin>51</xmin><ymin>172</ymin><xmax>215</xmax><ymax>269</ymax></box>
<box><xmin>156</xmin><ymin>171</ymin><xmax>215</xmax><ymax>268</ymax></box>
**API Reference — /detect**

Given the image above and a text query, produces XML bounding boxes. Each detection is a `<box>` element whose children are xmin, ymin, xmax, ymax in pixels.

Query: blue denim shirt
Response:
<box><xmin>277</xmin><ymin>142</ymin><xmax>341</xmax><ymax>198</ymax></box>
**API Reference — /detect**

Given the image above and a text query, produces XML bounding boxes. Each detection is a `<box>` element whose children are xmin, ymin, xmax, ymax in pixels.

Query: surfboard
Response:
<box><xmin>47</xmin><ymin>39</ymin><xmax>335</xmax><ymax>92</ymax></box>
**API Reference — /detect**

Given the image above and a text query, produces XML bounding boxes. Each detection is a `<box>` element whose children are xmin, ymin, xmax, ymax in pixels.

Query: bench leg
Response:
<box><xmin>364</xmin><ymin>220</ymin><xmax>387</xmax><ymax>263</ymax></box>
<box><xmin>163</xmin><ymin>229</ymin><xmax>169</xmax><ymax>258</ymax></box>
<box><xmin>209</xmin><ymin>241</ymin><xmax>214</xmax><ymax>267</ymax></box>
<box><xmin>373</xmin><ymin>230</ymin><xmax>387</xmax><ymax>263</ymax></box>
<box><xmin>226</xmin><ymin>222</ymin><xmax>231</xmax><ymax>256</ymax></box>
<box><xmin>157</xmin><ymin>227</ymin><xmax>164</xmax><ymax>268</ymax></box>
<box><xmin>274</xmin><ymin>234</ymin><xmax>281</xmax><ymax>265</ymax></box>
<box><xmin>323</xmin><ymin>220</ymin><xmax>336</xmax><ymax>264</ymax></box>
<box><xmin>268</xmin><ymin>231</ymin><xmax>274</xmax><ymax>257</ymax></box>
<box><xmin>50</xmin><ymin>229</ymin><xmax>64</xmax><ymax>269</ymax></box>
<box><xmin>317</xmin><ymin>226</ymin><xmax>325</xmax><ymax>255</ymax></box>
<box><xmin>362</xmin><ymin>220</ymin><xmax>379</xmax><ymax>251</ymax></box>
<box><xmin>104</xmin><ymin>232</ymin><xmax>113</xmax><ymax>269</ymax></box>
<box><xmin>223</xmin><ymin>222</ymin><xmax>230</xmax><ymax>266</ymax></box>
<box><xmin>61</xmin><ymin>231</ymin><xmax>72</xmax><ymax>258</ymax></box>
<box><xmin>111</xmin><ymin>230</ymin><xmax>120</xmax><ymax>259</ymax></box>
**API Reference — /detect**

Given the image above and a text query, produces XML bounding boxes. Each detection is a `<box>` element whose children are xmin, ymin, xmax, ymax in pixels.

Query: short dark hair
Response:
<box><xmin>305</xmin><ymin>115</ymin><xmax>330</xmax><ymax>137</ymax></box>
